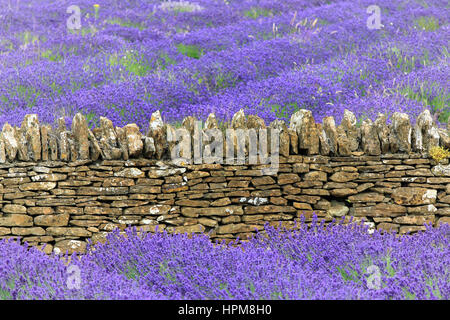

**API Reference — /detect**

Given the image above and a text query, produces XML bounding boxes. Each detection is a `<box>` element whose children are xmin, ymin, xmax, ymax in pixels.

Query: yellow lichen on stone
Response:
<box><xmin>429</xmin><ymin>146</ymin><xmax>450</xmax><ymax>163</ymax></box>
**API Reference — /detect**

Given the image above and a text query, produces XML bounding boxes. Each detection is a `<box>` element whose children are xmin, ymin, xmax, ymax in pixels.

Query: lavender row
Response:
<box><xmin>0</xmin><ymin>0</ymin><xmax>448</xmax><ymax>129</ymax></box>
<box><xmin>1</xmin><ymin>221</ymin><xmax>448</xmax><ymax>299</ymax></box>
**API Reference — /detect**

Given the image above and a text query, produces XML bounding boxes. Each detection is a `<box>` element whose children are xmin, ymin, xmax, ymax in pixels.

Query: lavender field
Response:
<box><xmin>0</xmin><ymin>0</ymin><xmax>449</xmax><ymax>300</ymax></box>
<box><xmin>0</xmin><ymin>0</ymin><xmax>448</xmax><ymax>129</ymax></box>
<box><xmin>1</xmin><ymin>219</ymin><xmax>449</xmax><ymax>300</ymax></box>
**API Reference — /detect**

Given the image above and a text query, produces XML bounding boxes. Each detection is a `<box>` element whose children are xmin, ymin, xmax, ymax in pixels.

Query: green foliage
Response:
<box><xmin>270</xmin><ymin>290</ymin><xmax>284</xmax><ymax>299</ymax></box>
<box><xmin>402</xmin><ymin>287</ymin><xmax>417</xmax><ymax>299</ymax></box>
<box><xmin>400</xmin><ymin>84</ymin><xmax>449</xmax><ymax>123</ymax></box>
<box><xmin>0</xmin><ymin>289</ymin><xmax>11</xmax><ymax>300</ymax></box>
<box><xmin>84</xmin><ymin>111</ymin><xmax>100</xmax><ymax>128</ymax></box>
<box><xmin>424</xmin><ymin>275</ymin><xmax>443</xmax><ymax>299</ymax></box>
<box><xmin>105</xmin><ymin>18</ymin><xmax>146</xmax><ymax>30</ymax></box>
<box><xmin>253</xmin><ymin>31</ymin><xmax>276</xmax><ymax>41</ymax></box>
<box><xmin>243</xmin><ymin>7</ymin><xmax>274</xmax><ymax>19</ymax></box>
<box><xmin>214</xmin><ymin>71</ymin><xmax>238</xmax><ymax>90</ymax></box>
<box><xmin>248</xmin><ymin>281</ymin><xmax>256</xmax><ymax>294</ymax></box>
<box><xmin>16</xmin><ymin>31</ymin><xmax>39</xmax><ymax>47</ymax></box>
<box><xmin>41</xmin><ymin>49</ymin><xmax>62</xmax><ymax>62</ymax></box>
<box><xmin>109</xmin><ymin>50</ymin><xmax>151</xmax><ymax>77</ymax></box>
<box><xmin>336</xmin><ymin>265</ymin><xmax>360</xmax><ymax>283</ymax></box>
<box><xmin>172</xmin><ymin>6</ymin><xmax>197</xmax><ymax>13</ymax></box>
<box><xmin>270</xmin><ymin>102</ymin><xmax>299</xmax><ymax>119</ymax></box>
<box><xmin>0</xmin><ymin>279</ymin><xmax>14</xmax><ymax>300</ymax></box>
<box><xmin>67</xmin><ymin>25</ymin><xmax>98</xmax><ymax>37</ymax></box>
<box><xmin>414</xmin><ymin>16</ymin><xmax>440</xmax><ymax>31</ymax></box>
<box><xmin>384</xmin><ymin>251</ymin><xmax>396</xmax><ymax>277</ymax></box>
<box><xmin>157</xmin><ymin>52</ymin><xmax>177</xmax><ymax>70</ymax></box>
<box><xmin>159</xmin><ymin>260</ymin><xmax>178</xmax><ymax>283</ymax></box>
<box><xmin>337</xmin><ymin>256</ymin><xmax>375</xmax><ymax>286</ymax></box>
<box><xmin>93</xmin><ymin>4</ymin><xmax>100</xmax><ymax>19</ymax></box>
<box><xmin>176</xmin><ymin>44</ymin><xmax>204</xmax><ymax>59</ymax></box>
<box><xmin>442</xmin><ymin>46</ymin><xmax>450</xmax><ymax>59</ymax></box>
<box><xmin>3</xmin><ymin>85</ymin><xmax>41</xmax><ymax>108</ymax></box>
<box><xmin>415</xmin><ymin>0</ymin><xmax>430</xmax><ymax>8</ymax></box>
<box><xmin>125</xmin><ymin>262</ymin><xmax>140</xmax><ymax>280</ymax></box>
<box><xmin>214</xmin><ymin>73</ymin><xmax>227</xmax><ymax>89</ymax></box>
<box><xmin>50</xmin><ymin>81</ymin><xmax>63</xmax><ymax>95</ymax></box>
<box><xmin>219</xmin><ymin>282</ymin><xmax>234</xmax><ymax>298</ymax></box>
<box><xmin>388</xmin><ymin>47</ymin><xmax>417</xmax><ymax>74</ymax></box>
<box><xmin>290</xmin><ymin>17</ymin><xmax>327</xmax><ymax>33</ymax></box>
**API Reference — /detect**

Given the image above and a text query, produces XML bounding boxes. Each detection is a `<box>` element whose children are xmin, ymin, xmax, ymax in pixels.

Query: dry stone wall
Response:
<box><xmin>1</xmin><ymin>109</ymin><xmax>450</xmax><ymax>254</ymax></box>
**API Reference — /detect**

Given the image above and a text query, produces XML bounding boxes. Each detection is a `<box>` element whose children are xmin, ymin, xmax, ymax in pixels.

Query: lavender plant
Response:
<box><xmin>0</xmin><ymin>0</ymin><xmax>447</xmax><ymax>128</ymax></box>
<box><xmin>0</xmin><ymin>218</ymin><xmax>448</xmax><ymax>300</ymax></box>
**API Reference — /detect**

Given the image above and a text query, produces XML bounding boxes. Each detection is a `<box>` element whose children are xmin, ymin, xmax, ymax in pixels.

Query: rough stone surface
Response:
<box><xmin>3</xmin><ymin>204</ymin><xmax>27</xmax><ymax>214</ymax></box>
<box><xmin>339</xmin><ymin>110</ymin><xmax>359</xmax><ymax>152</ymax></box>
<box><xmin>392</xmin><ymin>187</ymin><xmax>437</xmax><ymax>205</ymax></box>
<box><xmin>54</xmin><ymin>240</ymin><xmax>87</xmax><ymax>255</ymax></box>
<box><xmin>2</xmin><ymin>123</ymin><xmax>18</xmax><ymax>161</ymax></box>
<box><xmin>71</xmin><ymin>113</ymin><xmax>90</xmax><ymax>160</ymax></box>
<box><xmin>231</xmin><ymin>109</ymin><xmax>246</xmax><ymax>129</ymax></box>
<box><xmin>361</xmin><ymin>119</ymin><xmax>381</xmax><ymax>156</ymax></box>
<box><xmin>115</xmin><ymin>126</ymin><xmax>129</xmax><ymax>161</ymax></box>
<box><xmin>330</xmin><ymin>171</ymin><xmax>359</xmax><ymax>183</ymax></box>
<box><xmin>432</xmin><ymin>164</ymin><xmax>450</xmax><ymax>177</ymax></box>
<box><xmin>390</xmin><ymin>112</ymin><xmax>411</xmax><ymax>153</ymax></box>
<box><xmin>205</xmin><ymin>113</ymin><xmax>219</xmax><ymax>130</ymax></box>
<box><xmin>290</xmin><ymin>109</ymin><xmax>319</xmax><ymax>155</ymax></box>
<box><xmin>99</xmin><ymin>117</ymin><xmax>121</xmax><ymax>160</ymax></box>
<box><xmin>143</xmin><ymin>136</ymin><xmax>156</xmax><ymax>158</ymax></box>
<box><xmin>114</xmin><ymin>168</ymin><xmax>145</xmax><ymax>178</ymax></box>
<box><xmin>34</xmin><ymin>214</ymin><xmax>70</xmax><ymax>227</ymax></box>
<box><xmin>0</xmin><ymin>214</ymin><xmax>33</xmax><ymax>227</ymax></box>
<box><xmin>124</xmin><ymin>124</ymin><xmax>143</xmax><ymax>158</ymax></box>
<box><xmin>322</xmin><ymin>116</ymin><xmax>338</xmax><ymax>155</ymax></box>
<box><xmin>247</xmin><ymin>115</ymin><xmax>266</xmax><ymax>130</ymax></box>
<box><xmin>147</xmin><ymin>110</ymin><xmax>166</xmax><ymax>160</ymax></box>
<box><xmin>269</xmin><ymin>120</ymin><xmax>290</xmax><ymax>157</ymax></box>
<box><xmin>317</xmin><ymin>123</ymin><xmax>330</xmax><ymax>156</ymax></box>
<box><xmin>22</xmin><ymin>114</ymin><xmax>41</xmax><ymax>161</ymax></box>
<box><xmin>327</xmin><ymin>200</ymin><xmax>349</xmax><ymax>217</ymax></box>
<box><xmin>414</xmin><ymin>109</ymin><xmax>439</xmax><ymax>153</ymax></box>
<box><xmin>0</xmin><ymin>112</ymin><xmax>450</xmax><ymax>253</ymax></box>
<box><xmin>374</xmin><ymin>113</ymin><xmax>390</xmax><ymax>153</ymax></box>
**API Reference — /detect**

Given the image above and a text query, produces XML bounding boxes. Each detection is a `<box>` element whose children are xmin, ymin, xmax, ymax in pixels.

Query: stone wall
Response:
<box><xmin>1</xmin><ymin>109</ymin><xmax>450</xmax><ymax>254</ymax></box>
